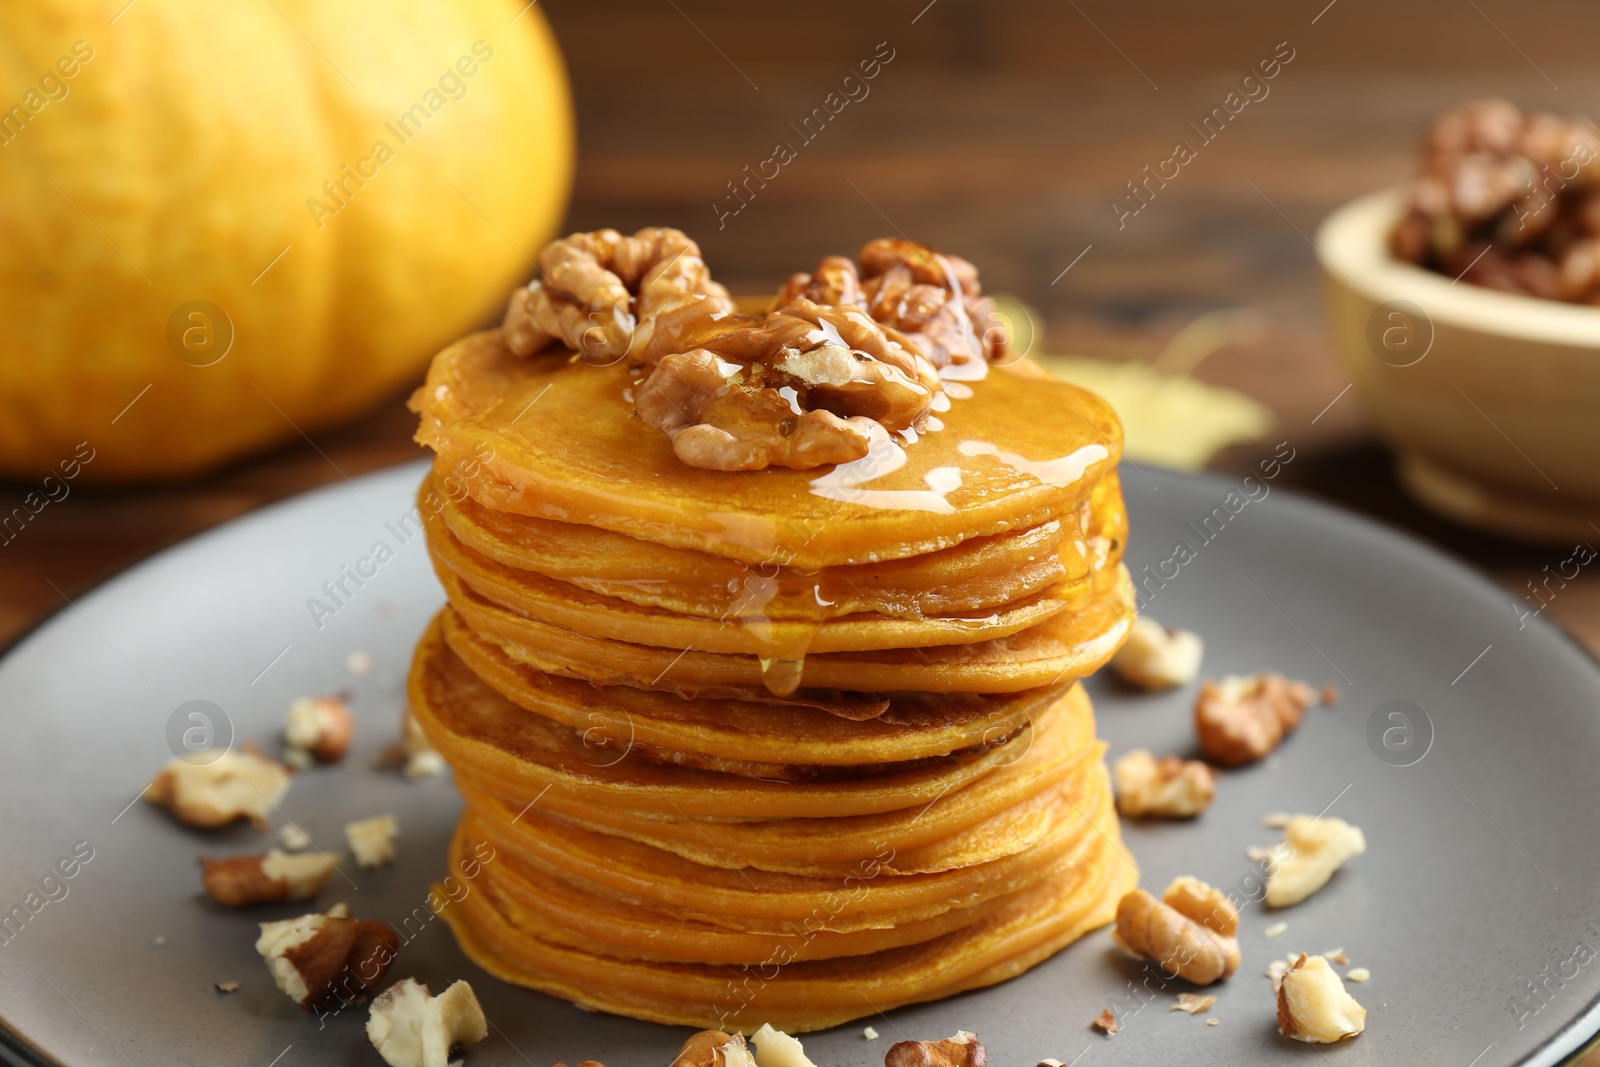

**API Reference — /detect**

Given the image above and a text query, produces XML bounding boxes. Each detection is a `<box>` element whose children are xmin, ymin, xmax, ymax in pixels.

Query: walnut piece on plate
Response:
<box><xmin>345</xmin><ymin>815</ymin><xmax>398</xmax><ymax>869</ymax></box>
<box><xmin>382</xmin><ymin>711</ymin><xmax>447</xmax><ymax>780</ymax></box>
<box><xmin>1266</xmin><ymin>815</ymin><xmax>1367</xmax><ymax>907</ymax></box>
<box><xmin>1194</xmin><ymin>673</ymin><xmax>1313</xmax><ymax>766</ymax></box>
<box><xmin>1109</xmin><ymin>616</ymin><xmax>1204</xmax><ymax>690</ymax></box>
<box><xmin>748</xmin><ymin>1023</ymin><xmax>820</xmax><ymax>1067</ymax></box>
<box><xmin>256</xmin><ymin>910</ymin><xmax>397</xmax><ymax>1011</ymax></box>
<box><xmin>884</xmin><ymin>1030</ymin><xmax>986</xmax><ymax>1066</ymax></box>
<box><xmin>1112</xmin><ymin>749</ymin><xmax>1215</xmax><ymax>819</ymax></box>
<box><xmin>285</xmin><ymin>695</ymin><xmax>354</xmax><ymax>764</ymax></box>
<box><xmin>671</xmin><ymin>1030</ymin><xmax>757</xmax><ymax>1067</ymax></box>
<box><xmin>1277</xmin><ymin>954</ymin><xmax>1367</xmax><ymax>1043</ymax></box>
<box><xmin>145</xmin><ymin>750</ymin><xmax>290</xmax><ymax>831</ymax></box>
<box><xmin>202</xmin><ymin>849</ymin><xmax>340</xmax><ymax>907</ymax></box>
<box><xmin>1114</xmin><ymin>877</ymin><xmax>1240</xmax><ymax>985</ymax></box>
<box><xmin>366</xmin><ymin>978</ymin><xmax>488</xmax><ymax>1067</ymax></box>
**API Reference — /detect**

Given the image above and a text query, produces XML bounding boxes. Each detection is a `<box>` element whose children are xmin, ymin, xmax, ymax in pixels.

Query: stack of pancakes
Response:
<box><xmin>407</xmin><ymin>325</ymin><xmax>1139</xmax><ymax>1032</ymax></box>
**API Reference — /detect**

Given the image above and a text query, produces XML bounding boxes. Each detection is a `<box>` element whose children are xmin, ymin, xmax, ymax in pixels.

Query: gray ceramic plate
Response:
<box><xmin>3</xmin><ymin>460</ymin><xmax>1599</xmax><ymax>1067</ymax></box>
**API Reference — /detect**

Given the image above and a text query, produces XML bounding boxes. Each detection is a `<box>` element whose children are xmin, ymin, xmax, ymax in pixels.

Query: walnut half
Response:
<box><xmin>1193</xmin><ymin>673</ymin><xmax>1313</xmax><ymax>766</ymax></box>
<box><xmin>1113</xmin><ymin>877</ymin><xmax>1240</xmax><ymax>985</ymax></box>
<box><xmin>633</xmin><ymin>299</ymin><xmax>939</xmax><ymax>472</ymax></box>
<box><xmin>502</xmin><ymin>228</ymin><xmax>732</xmax><ymax>363</ymax></box>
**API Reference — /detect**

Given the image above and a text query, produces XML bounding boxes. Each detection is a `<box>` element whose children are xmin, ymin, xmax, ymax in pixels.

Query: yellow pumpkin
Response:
<box><xmin>0</xmin><ymin>1</ymin><xmax>572</xmax><ymax>482</ymax></box>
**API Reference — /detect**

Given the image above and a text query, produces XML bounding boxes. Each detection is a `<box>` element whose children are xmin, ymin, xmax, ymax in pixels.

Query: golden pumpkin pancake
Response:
<box><xmin>426</xmin><ymin>508</ymin><xmax>1082</xmax><ymax>655</ymax></box>
<box><xmin>413</xmin><ymin>331</ymin><xmax>1121</xmax><ymax>569</ymax></box>
<box><xmin>477</xmin><ymin>842</ymin><xmax>1024</xmax><ymax>965</ymax></box>
<box><xmin>408</xmin><ymin>229</ymin><xmax>1140</xmax><ymax>1033</ymax></box>
<box><xmin>440</xmin><ymin>562</ymin><xmax>1135</xmax><ymax>696</ymax></box>
<box><xmin>512</xmin><ymin>766</ymin><xmax>1093</xmax><ymax>879</ymax></box>
<box><xmin>409</xmin><ymin>630</ymin><xmax>1088</xmax><ymax>822</ymax></box>
<box><xmin>439</xmin><ymin>788</ymin><xmax>1137</xmax><ymax>1032</ymax></box>
<box><xmin>455</xmin><ymin>801</ymin><xmax>1089</xmax><ymax>931</ymax></box>
<box><xmin>438</xmin><ymin>611</ymin><xmax>1053</xmax><ymax>769</ymax></box>
<box><xmin>427</xmin><ymin>468</ymin><xmax>1125</xmax><ymax>621</ymax></box>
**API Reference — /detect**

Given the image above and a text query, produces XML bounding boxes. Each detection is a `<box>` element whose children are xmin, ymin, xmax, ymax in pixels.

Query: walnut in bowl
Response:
<box><xmin>1316</xmin><ymin>100</ymin><xmax>1600</xmax><ymax>543</ymax></box>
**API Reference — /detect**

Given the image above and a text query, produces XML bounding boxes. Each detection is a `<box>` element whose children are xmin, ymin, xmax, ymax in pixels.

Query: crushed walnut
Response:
<box><xmin>1113</xmin><ymin>876</ymin><xmax>1240</xmax><ymax>986</ymax></box>
<box><xmin>884</xmin><ymin>1031</ymin><xmax>986</xmax><ymax>1067</ymax></box>
<box><xmin>748</xmin><ymin>1023</ymin><xmax>820</xmax><ymax>1067</ymax></box>
<box><xmin>202</xmin><ymin>849</ymin><xmax>340</xmax><ymax>908</ymax></box>
<box><xmin>1090</xmin><ymin>1010</ymin><xmax>1118</xmax><ymax>1035</ymax></box>
<box><xmin>1109</xmin><ymin>617</ymin><xmax>1204</xmax><ymax>691</ymax></box>
<box><xmin>285</xmin><ymin>695</ymin><xmax>354</xmax><ymax>764</ymax></box>
<box><xmin>366</xmin><ymin>978</ymin><xmax>488</xmax><ymax>1067</ymax></box>
<box><xmin>381</xmin><ymin>711</ymin><xmax>447</xmax><ymax>780</ymax></box>
<box><xmin>279</xmin><ymin>823</ymin><xmax>312</xmax><ymax>851</ymax></box>
<box><xmin>671</xmin><ymin>1030</ymin><xmax>757</xmax><ymax>1067</ymax></box>
<box><xmin>144</xmin><ymin>750</ymin><xmax>291</xmax><ymax>831</ymax></box>
<box><xmin>1392</xmin><ymin>100</ymin><xmax>1600</xmax><ymax>302</ymax></box>
<box><xmin>1112</xmin><ymin>749</ymin><xmax>1215</xmax><ymax>819</ymax></box>
<box><xmin>255</xmin><ymin>909</ymin><xmax>397</xmax><ymax>1011</ymax></box>
<box><xmin>1266</xmin><ymin>815</ymin><xmax>1366</xmax><ymax>908</ymax></box>
<box><xmin>1172</xmin><ymin>993</ymin><xmax>1216</xmax><ymax>1015</ymax></box>
<box><xmin>1277</xmin><ymin>954</ymin><xmax>1367</xmax><ymax>1043</ymax></box>
<box><xmin>1193</xmin><ymin>673</ymin><xmax>1314</xmax><ymax>766</ymax></box>
<box><xmin>345</xmin><ymin>815</ymin><xmax>398</xmax><ymax>869</ymax></box>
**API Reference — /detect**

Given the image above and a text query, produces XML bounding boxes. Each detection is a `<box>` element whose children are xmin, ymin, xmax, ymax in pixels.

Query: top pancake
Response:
<box><xmin>412</xmin><ymin>331</ymin><xmax>1123</xmax><ymax>569</ymax></box>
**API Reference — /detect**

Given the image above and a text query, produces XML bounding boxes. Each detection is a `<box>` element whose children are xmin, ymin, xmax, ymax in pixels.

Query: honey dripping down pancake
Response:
<box><xmin>405</xmin><ymin>228</ymin><xmax>1139</xmax><ymax>1031</ymax></box>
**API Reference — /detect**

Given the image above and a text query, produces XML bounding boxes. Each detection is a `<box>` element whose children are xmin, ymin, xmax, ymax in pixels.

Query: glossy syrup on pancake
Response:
<box><xmin>430</xmin><ymin>470</ymin><xmax>1124</xmax><ymax>622</ymax></box>
<box><xmin>413</xmin><ymin>334</ymin><xmax>1120</xmax><ymax>568</ymax></box>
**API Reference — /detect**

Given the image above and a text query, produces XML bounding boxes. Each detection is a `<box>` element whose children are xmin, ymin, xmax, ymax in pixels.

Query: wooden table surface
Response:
<box><xmin>6</xmin><ymin>1</ymin><xmax>1600</xmax><ymax>1060</ymax></box>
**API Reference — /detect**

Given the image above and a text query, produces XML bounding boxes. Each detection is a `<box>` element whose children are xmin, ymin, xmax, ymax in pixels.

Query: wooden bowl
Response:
<box><xmin>1317</xmin><ymin>187</ymin><xmax>1600</xmax><ymax>543</ymax></box>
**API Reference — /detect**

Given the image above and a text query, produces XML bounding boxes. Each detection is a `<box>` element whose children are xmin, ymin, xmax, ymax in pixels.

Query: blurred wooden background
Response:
<box><xmin>6</xmin><ymin>0</ymin><xmax>1600</xmax><ymax>659</ymax></box>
